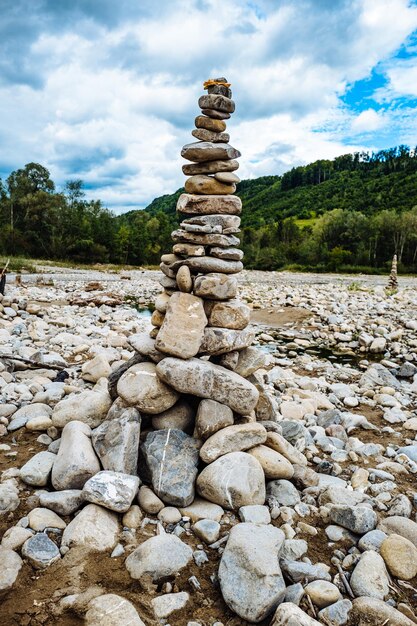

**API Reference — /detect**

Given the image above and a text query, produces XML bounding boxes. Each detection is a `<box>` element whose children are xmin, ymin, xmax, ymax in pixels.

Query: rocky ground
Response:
<box><xmin>0</xmin><ymin>266</ymin><xmax>417</xmax><ymax>626</ymax></box>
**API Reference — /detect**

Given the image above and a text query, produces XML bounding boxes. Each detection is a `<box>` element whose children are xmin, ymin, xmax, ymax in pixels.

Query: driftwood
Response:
<box><xmin>0</xmin><ymin>259</ymin><xmax>9</xmax><ymax>295</ymax></box>
<box><xmin>0</xmin><ymin>353</ymin><xmax>66</xmax><ymax>371</ymax></box>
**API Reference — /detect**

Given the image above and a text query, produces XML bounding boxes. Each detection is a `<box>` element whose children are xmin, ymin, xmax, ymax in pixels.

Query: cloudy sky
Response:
<box><xmin>1</xmin><ymin>0</ymin><xmax>417</xmax><ymax>213</ymax></box>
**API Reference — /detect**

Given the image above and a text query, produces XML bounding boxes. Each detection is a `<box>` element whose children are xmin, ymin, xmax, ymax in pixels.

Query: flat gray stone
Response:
<box><xmin>181</xmin><ymin>141</ymin><xmax>240</xmax><ymax>162</ymax></box>
<box><xmin>177</xmin><ymin>193</ymin><xmax>242</xmax><ymax>216</ymax></box>
<box><xmin>199</xmin><ymin>327</ymin><xmax>254</xmax><ymax>355</ymax></box>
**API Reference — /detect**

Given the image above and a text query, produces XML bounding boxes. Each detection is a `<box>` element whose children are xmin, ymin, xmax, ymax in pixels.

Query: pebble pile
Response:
<box><xmin>0</xmin><ymin>80</ymin><xmax>416</xmax><ymax>626</ymax></box>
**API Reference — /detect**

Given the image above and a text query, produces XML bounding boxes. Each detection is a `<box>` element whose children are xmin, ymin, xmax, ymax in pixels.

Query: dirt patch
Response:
<box><xmin>250</xmin><ymin>306</ymin><xmax>314</xmax><ymax>329</ymax></box>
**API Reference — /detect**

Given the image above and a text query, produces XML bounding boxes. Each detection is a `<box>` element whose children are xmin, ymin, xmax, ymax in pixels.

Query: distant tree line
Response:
<box><xmin>1</xmin><ymin>147</ymin><xmax>417</xmax><ymax>273</ymax></box>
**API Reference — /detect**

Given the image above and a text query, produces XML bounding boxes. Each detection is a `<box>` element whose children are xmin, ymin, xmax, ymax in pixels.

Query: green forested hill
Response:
<box><xmin>141</xmin><ymin>147</ymin><xmax>417</xmax><ymax>271</ymax></box>
<box><xmin>1</xmin><ymin>147</ymin><xmax>417</xmax><ymax>272</ymax></box>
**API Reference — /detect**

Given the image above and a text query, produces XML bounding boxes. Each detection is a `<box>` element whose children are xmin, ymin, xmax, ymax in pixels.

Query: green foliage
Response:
<box><xmin>2</xmin><ymin>146</ymin><xmax>417</xmax><ymax>272</ymax></box>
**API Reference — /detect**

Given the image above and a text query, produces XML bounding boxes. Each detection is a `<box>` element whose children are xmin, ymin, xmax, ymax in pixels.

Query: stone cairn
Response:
<box><xmin>112</xmin><ymin>77</ymin><xmax>274</xmax><ymax>513</ymax></box>
<box><xmin>387</xmin><ymin>253</ymin><xmax>398</xmax><ymax>291</ymax></box>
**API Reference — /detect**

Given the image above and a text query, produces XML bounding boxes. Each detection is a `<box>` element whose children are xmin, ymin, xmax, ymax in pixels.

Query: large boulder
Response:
<box><xmin>156</xmin><ymin>357</ymin><xmax>259</xmax><ymax>413</ymax></box>
<box><xmin>219</xmin><ymin>523</ymin><xmax>286</xmax><ymax>622</ymax></box>
<box><xmin>197</xmin><ymin>451</ymin><xmax>265</xmax><ymax>510</ymax></box>
<box><xmin>141</xmin><ymin>429</ymin><xmax>199</xmax><ymax>507</ymax></box>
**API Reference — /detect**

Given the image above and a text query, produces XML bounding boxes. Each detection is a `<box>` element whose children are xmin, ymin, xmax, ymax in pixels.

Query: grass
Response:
<box><xmin>0</xmin><ymin>256</ymin><xmax>37</xmax><ymax>273</ymax></box>
<box><xmin>1</xmin><ymin>257</ymin><xmax>160</xmax><ymax>273</ymax></box>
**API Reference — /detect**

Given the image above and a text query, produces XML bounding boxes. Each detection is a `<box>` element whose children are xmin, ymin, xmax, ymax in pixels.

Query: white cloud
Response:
<box><xmin>351</xmin><ymin>108</ymin><xmax>385</xmax><ymax>132</ymax></box>
<box><xmin>0</xmin><ymin>0</ymin><xmax>417</xmax><ymax>212</ymax></box>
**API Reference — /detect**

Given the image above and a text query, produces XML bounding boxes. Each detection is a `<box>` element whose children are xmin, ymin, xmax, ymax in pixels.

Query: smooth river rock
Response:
<box><xmin>182</xmin><ymin>158</ymin><xmax>239</xmax><ymax>175</ymax></box>
<box><xmin>219</xmin><ymin>523</ymin><xmax>286</xmax><ymax>622</ymax></box>
<box><xmin>181</xmin><ymin>141</ymin><xmax>240</xmax><ymax>163</ymax></box>
<box><xmin>85</xmin><ymin>594</ymin><xmax>146</xmax><ymax>626</ymax></box>
<box><xmin>156</xmin><ymin>357</ymin><xmax>259</xmax><ymax>413</ymax></box>
<box><xmin>51</xmin><ymin>421</ymin><xmax>100</xmax><ymax>490</ymax></box>
<box><xmin>155</xmin><ymin>292</ymin><xmax>207</xmax><ymax>359</ymax></box>
<box><xmin>117</xmin><ymin>362</ymin><xmax>179</xmax><ymax>414</ymax></box>
<box><xmin>185</xmin><ymin>174</ymin><xmax>235</xmax><ymax>195</ymax></box>
<box><xmin>177</xmin><ymin>193</ymin><xmax>242</xmax><ymax>216</ymax></box>
<box><xmin>20</xmin><ymin>451</ymin><xmax>56</xmax><ymax>487</ymax></box>
<box><xmin>194</xmin><ymin>273</ymin><xmax>238</xmax><ymax>300</ymax></box>
<box><xmin>0</xmin><ymin>547</ymin><xmax>22</xmax><ymax>594</ymax></box>
<box><xmin>125</xmin><ymin>534</ymin><xmax>192</xmax><ymax>581</ymax></box>
<box><xmin>195</xmin><ymin>399</ymin><xmax>234</xmax><ymax>439</ymax></box>
<box><xmin>248</xmin><ymin>445</ymin><xmax>294</xmax><ymax>480</ymax></box>
<box><xmin>380</xmin><ymin>533</ymin><xmax>417</xmax><ymax>580</ymax></box>
<box><xmin>195</xmin><ymin>115</ymin><xmax>227</xmax><ymax>132</ymax></box>
<box><xmin>349</xmin><ymin>551</ymin><xmax>389</xmax><ymax>600</ymax></box>
<box><xmin>52</xmin><ymin>389</ymin><xmax>111</xmax><ymax>428</ymax></box>
<box><xmin>199</xmin><ymin>423</ymin><xmax>267</xmax><ymax>463</ymax></box>
<box><xmin>197</xmin><ymin>451</ymin><xmax>266</xmax><ymax>509</ymax></box>
<box><xmin>61</xmin><ymin>503</ymin><xmax>119</xmax><ymax>551</ymax></box>
<box><xmin>192</xmin><ymin>128</ymin><xmax>230</xmax><ymax>143</ymax></box>
<box><xmin>199</xmin><ymin>94</ymin><xmax>235</xmax><ymax>112</ymax></box>
<box><xmin>151</xmin><ymin>399</ymin><xmax>195</xmax><ymax>432</ymax></box>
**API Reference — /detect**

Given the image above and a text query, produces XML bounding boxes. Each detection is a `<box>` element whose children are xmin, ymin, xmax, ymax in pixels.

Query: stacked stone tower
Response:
<box><xmin>115</xmin><ymin>78</ymin><xmax>272</xmax><ymax>510</ymax></box>
<box><xmin>388</xmin><ymin>254</ymin><xmax>398</xmax><ymax>291</ymax></box>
